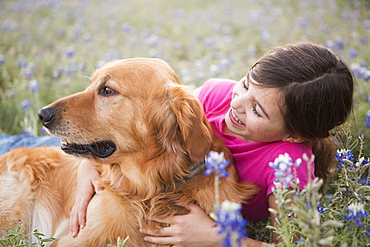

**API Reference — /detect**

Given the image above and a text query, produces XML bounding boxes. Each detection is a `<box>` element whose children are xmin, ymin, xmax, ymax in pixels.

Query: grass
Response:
<box><xmin>0</xmin><ymin>0</ymin><xmax>369</xmax><ymax>246</ymax></box>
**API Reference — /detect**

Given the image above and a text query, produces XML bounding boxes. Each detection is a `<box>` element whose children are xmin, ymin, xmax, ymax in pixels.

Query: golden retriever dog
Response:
<box><xmin>0</xmin><ymin>58</ymin><xmax>257</xmax><ymax>246</ymax></box>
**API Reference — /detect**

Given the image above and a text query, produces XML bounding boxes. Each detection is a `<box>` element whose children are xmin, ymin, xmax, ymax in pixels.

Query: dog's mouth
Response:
<box><xmin>61</xmin><ymin>139</ymin><xmax>117</xmax><ymax>158</ymax></box>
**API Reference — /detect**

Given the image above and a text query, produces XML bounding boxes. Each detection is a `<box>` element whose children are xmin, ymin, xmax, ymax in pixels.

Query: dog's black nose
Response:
<box><xmin>38</xmin><ymin>107</ymin><xmax>55</xmax><ymax>127</ymax></box>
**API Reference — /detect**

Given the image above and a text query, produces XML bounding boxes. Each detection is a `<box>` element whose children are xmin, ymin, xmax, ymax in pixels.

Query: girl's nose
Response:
<box><xmin>230</xmin><ymin>94</ymin><xmax>246</xmax><ymax>114</ymax></box>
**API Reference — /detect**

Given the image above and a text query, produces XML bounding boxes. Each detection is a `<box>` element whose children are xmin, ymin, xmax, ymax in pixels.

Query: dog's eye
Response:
<box><xmin>99</xmin><ymin>86</ymin><xmax>116</xmax><ymax>96</ymax></box>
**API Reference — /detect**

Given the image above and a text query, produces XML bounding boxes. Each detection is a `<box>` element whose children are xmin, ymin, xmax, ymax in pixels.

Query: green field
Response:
<box><xmin>0</xmin><ymin>0</ymin><xmax>370</xmax><ymax>245</ymax></box>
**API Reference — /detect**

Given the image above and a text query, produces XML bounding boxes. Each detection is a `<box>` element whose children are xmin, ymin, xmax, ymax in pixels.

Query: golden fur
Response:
<box><xmin>0</xmin><ymin>58</ymin><xmax>258</xmax><ymax>246</ymax></box>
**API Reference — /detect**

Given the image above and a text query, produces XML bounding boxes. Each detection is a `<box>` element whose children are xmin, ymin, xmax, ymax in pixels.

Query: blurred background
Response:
<box><xmin>0</xmin><ymin>0</ymin><xmax>369</xmax><ymax>154</ymax></box>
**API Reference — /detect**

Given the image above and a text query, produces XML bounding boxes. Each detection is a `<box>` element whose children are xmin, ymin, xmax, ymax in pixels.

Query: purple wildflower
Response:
<box><xmin>204</xmin><ymin>151</ymin><xmax>230</xmax><ymax>178</ymax></box>
<box><xmin>317</xmin><ymin>207</ymin><xmax>325</xmax><ymax>213</ymax></box>
<box><xmin>349</xmin><ymin>48</ymin><xmax>358</xmax><ymax>58</ymax></box>
<box><xmin>365</xmin><ymin>110</ymin><xmax>370</xmax><ymax>128</ymax></box>
<box><xmin>66</xmin><ymin>47</ymin><xmax>75</xmax><ymax>57</ymax></box>
<box><xmin>22</xmin><ymin>127</ymin><xmax>34</xmax><ymax>136</ymax></box>
<box><xmin>359</xmin><ymin>37</ymin><xmax>368</xmax><ymax>45</ymax></box>
<box><xmin>344</xmin><ymin>202</ymin><xmax>369</xmax><ymax>228</ymax></box>
<box><xmin>29</xmin><ymin>79</ymin><xmax>40</xmax><ymax>93</ymax></box>
<box><xmin>335</xmin><ymin>149</ymin><xmax>355</xmax><ymax>168</ymax></box>
<box><xmin>23</xmin><ymin>67</ymin><xmax>33</xmax><ymax>79</ymax></box>
<box><xmin>83</xmin><ymin>33</ymin><xmax>92</xmax><ymax>43</ymax></box>
<box><xmin>21</xmin><ymin>100</ymin><xmax>32</xmax><ymax>110</ymax></box>
<box><xmin>296</xmin><ymin>237</ymin><xmax>305</xmax><ymax>244</ymax></box>
<box><xmin>364</xmin><ymin>20</ymin><xmax>370</xmax><ymax>29</ymax></box>
<box><xmin>269</xmin><ymin>153</ymin><xmax>302</xmax><ymax>188</ymax></box>
<box><xmin>216</xmin><ymin>200</ymin><xmax>247</xmax><ymax>247</ymax></box>
<box><xmin>18</xmin><ymin>58</ymin><xmax>27</xmax><ymax>69</ymax></box>
<box><xmin>364</xmin><ymin>70</ymin><xmax>370</xmax><ymax>82</ymax></box>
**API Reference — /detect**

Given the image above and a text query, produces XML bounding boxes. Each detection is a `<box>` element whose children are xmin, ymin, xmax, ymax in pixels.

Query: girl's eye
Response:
<box><xmin>99</xmin><ymin>86</ymin><xmax>116</xmax><ymax>96</ymax></box>
<box><xmin>242</xmin><ymin>78</ymin><xmax>248</xmax><ymax>91</ymax></box>
<box><xmin>252</xmin><ymin>104</ymin><xmax>262</xmax><ymax>117</ymax></box>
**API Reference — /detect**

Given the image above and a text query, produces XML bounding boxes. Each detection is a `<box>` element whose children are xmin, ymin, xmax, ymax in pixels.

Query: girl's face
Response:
<box><xmin>224</xmin><ymin>74</ymin><xmax>293</xmax><ymax>143</ymax></box>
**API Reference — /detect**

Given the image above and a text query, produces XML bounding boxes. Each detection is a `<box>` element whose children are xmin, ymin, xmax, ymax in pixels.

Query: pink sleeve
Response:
<box><xmin>198</xmin><ymin>78</ymin><xmax>237</xmax><ymax>114</ymax></box>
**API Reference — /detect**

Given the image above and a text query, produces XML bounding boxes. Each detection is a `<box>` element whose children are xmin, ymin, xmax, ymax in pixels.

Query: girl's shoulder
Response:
<box><xmin>267</xmin><ymin>141</ymin><xmax>313</xmax><ymax>163</ymax></box>
<box><xmin>199</xmin><ymin>78</ymin><xmax>237</xmax><ymax>98</ymax></box>
<box><xmin>198</xmin><ymin>78</ymin><xmax>237</xmax><ymax>114</ymax></box>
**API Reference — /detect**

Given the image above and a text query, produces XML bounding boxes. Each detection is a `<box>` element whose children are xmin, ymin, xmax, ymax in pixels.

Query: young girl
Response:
<box><xmin>70</xmin><ymin>42</ymin><xmax>354</xmax><ymax>246</ymax></box>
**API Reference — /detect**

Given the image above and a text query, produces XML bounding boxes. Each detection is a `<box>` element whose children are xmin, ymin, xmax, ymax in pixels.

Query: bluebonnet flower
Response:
<box><xmin>344</xmin><ymin>202</ymin><xmax>369</xmax><ymax>228</ymax></box>
<box><xmin>204</xmin><ymin>151</ymin><xmax>230</xmax><ymax>177</ymax></box>
<box><xmin>52</xmin><ymin>70</ymin><xmax>61</xmax><ymax>79</ymax></box>
<box><xmin>204</xmin><ymin>37</ymin><xmax>214</xmax><ymax>47</ymax></box>
<box><xmin>0</xmin><ymin>54</ymin><xmax>4</xmax><ymax>65</ymax></box>
<box><xmin>365</xmin><ymin>110</ymin><xmax>370</xmax><ymax>128</ymax></box>
<box><xmin>145</xmin><ymin>34</ymin><xmax>160</xmax><ymax>47</ymax></box>
<box><xmin>317</xmin><ymin>207</ymin><xmax>325</xmax><ymax>213</ymax></box>
<box><xmin>364</xmin><ymin>70</ymin><xmax>370</xmax><ymax>82</ymax></box>
<box><xmin>66</xmin><ymin>46</ymin><xmax>75</xmax><ymax>57</ymax></box>
<box><xmin>335</xmin><ymin>149</ymin><xmax>355</xmax><ymax>168</ymax></box>
<box><xmin>21</xmin><ymin>100</ymin><xmax>32</xmax><ymax>110</ymax></box>
<box><xmin>23</xmin><ymin>67</ymin><xmax>33</xmax><ymax>79</ymax></box>
<box><xmin>364</xmin><ymin>20</ymin><xmax>370</xmax><ymax>29</ymax></box>
<box><xmin>29</xmin><ymin>79</ymin><xmax>40</xmax><ymax>93</ymax></box>
<box><xmin>269</xmin><ymin>153</ymin><xmax>301</xmax><ymax>188</ymax></box>
<box><xmin>216</xmin><ymin>200</ymin><xmax>247</xmax><ymax>247</ymax></box>
<box><xmin>68</xmin><ymin>63</ymin><xmax>77</xmax><ymax>75</ymax></box>
<box><xmin>359</xmin><ymin>37</ymin><xmax>368</xmax><ymax>45</ymax></box>
<box><xmin>8</xmin><ymin>90</ymin><xmax>17</xmax><ymax>99</ymax></box>
<box><xmin>18</xmin><ymin>57</ymin><xmax>27</xmax><ymax>69</ymax></box>
<box><xmin>360</xmin><ymin>60</ymin><xmax>368</xmax><ymax>68</ymax></box>
<box><xmin>358</xmin><ymin>177</ymin><xmax>370</xmax><ymax>185</ymax></box>
<box><xmin>22</xmin><ymin>127</ymin><xmax>34</xmax><ymax>136</ymax></box>
<box><xmin>295</xmin><ymin>237</ymin><xmax>305</xmax><ymax>244</ymax></box>
<box><xmin>325</xmin><ymin>40</ymin><xmax>338</xmax><ymax>52</ymax></box>
<box><xmin>349</xmin><ymin>48</ymin><xmax>357</xmax><ymax>59</ymax></box>
<box><xmin>83</xmin><ymin>33</ymin><xmax>92</xmax><ymax>43</ymax></box>
<box><xmin>335</xmin><ymin>39</ymin><xmax>345</xmax><ymax>50</ymax></box>
<box><xmin>219</xmin><ymin>58</ymin><xmax>231</xmax><ymax>71</ymax></box>
<box><xmin>121</xmin><ymin>22</ymin><xmax>133</xmax><ymax>33</ymax></box>
<box><xmin>350</xmin><ymin>63</ymin><xmax>361</xmax><ymax>78</ymax></box>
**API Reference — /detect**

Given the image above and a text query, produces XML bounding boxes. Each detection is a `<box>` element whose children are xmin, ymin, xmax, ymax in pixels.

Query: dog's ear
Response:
<box><xmin>167</xmin><ymin>85</ymin><xmax>213</xmax><ymax>161</ymax></box>
<box><xmin>147</xmin><ymin>84</ymin><xmax>213</xmax><ymax>162</ymax></box>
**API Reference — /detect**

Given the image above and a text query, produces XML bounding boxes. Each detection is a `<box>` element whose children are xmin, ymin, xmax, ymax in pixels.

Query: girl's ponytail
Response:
<box><xmin>312</xmin><ymin>137</ymin><xmax>336</xmax><ymax>184</ymax></box>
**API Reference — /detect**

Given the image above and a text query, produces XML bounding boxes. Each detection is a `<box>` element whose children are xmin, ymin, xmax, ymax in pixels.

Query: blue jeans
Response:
<box><xmin>0</xmin><ymin>134</ymin><xmax>61</xmax><ymax>156</ymax></box>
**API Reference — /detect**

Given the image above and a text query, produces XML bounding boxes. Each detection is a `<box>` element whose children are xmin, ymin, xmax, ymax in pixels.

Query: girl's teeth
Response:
<box><xmin>232</xmin><ymin>110</ymin><xmax>244</xmax><ymax>125</ymax></box>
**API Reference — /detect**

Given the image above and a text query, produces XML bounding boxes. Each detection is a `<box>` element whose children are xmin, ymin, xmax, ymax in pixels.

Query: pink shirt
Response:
<box><xmin>198</xmin><ymin>78</ymin><xmax>315</xmax><ymax>222</ymax></box>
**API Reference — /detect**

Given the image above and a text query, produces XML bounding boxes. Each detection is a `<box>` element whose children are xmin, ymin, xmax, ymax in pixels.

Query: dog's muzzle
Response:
<box><xmin>38</xmin><ymin>107</ymin><xmax>117</xmax><ymax>158</ymax></box>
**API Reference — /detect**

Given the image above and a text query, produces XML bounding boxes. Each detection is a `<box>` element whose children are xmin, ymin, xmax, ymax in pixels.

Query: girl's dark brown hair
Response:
<box><xmin>249</xmin><ymin>42</ymin><xmax>354</xmax><ymax>182</ymax></box>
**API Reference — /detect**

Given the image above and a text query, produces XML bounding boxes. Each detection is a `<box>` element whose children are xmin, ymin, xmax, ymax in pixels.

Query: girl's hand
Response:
<box><xmin>140</xmin><ymin>204</ymin><xmax>223</xmax><ymax>247</ymax></box>
<box><xmin>70</xmin><ymin>159</ymin><xmax>103</xmax><ymax>237</ymax></box>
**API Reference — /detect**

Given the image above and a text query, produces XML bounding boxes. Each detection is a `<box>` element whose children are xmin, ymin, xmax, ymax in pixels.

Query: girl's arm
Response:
<box><xmin>141</xmin><ymin>194</ymin><xmax>282</xmax><ymax>247</ymax></box>
<box><xmin>70</xmin><ymin>159</ymin><xmax>103</xmax><ymax>237</ymax></box>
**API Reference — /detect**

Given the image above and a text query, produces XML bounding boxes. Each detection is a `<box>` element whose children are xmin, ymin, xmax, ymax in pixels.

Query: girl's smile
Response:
<box><xmin>230</xmin><ymin>109</ymin><xmax>245</xmax><ymax>126</ymax></box>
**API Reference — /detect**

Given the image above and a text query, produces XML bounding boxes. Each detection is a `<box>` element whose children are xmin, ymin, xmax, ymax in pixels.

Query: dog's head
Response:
<box><xmin>39</xmin><ymin>58</ymin><xmax>213</xmax><ymax>166</ymax></box>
